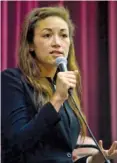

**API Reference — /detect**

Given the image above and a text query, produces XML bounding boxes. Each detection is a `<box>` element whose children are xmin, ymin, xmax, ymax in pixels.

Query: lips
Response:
<box><xmin>50</xmin><ymin>50</ymin><xmax>63</xmax><ymax>54</ymax></box>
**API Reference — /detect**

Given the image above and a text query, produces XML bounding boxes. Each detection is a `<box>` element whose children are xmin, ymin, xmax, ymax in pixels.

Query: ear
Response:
<box><xmin>29</xmin><ymin>44</ymin><xmax>36</xmax><ymax>58</ymax></box>
<box><xmin>29</xmin><ymin>44</ymin><xmax>34</xmax><ymax>52</ymax></box>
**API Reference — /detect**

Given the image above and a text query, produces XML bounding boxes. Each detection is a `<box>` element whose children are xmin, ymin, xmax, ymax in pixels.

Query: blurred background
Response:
<box><xmin>1</xmin><ymin>1</ymin><xmax>117</xmax><ymax>162</ymax></box>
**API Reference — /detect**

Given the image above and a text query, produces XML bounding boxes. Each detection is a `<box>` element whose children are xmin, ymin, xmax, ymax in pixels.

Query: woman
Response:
<box><xmin>1</xmin><ymin>6</ymin><xmax>117</xmax><ymax>163</ymax></box>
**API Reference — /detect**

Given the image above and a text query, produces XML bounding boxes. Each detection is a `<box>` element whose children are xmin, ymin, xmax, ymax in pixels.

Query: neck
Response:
<box><xmin>39</xmin><ymin>63</ymin><xmax>57</xmax><ymax>79</ymax></box>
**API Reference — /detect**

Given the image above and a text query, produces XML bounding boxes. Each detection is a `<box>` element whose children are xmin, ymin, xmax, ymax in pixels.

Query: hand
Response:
<box><xmin>99</xmin><ymin>140</ymin><xmax>117</xmax><ymax>160</ymax></box>
<box><xmin>72</xmin><ymin>149</ymin><xmax>79</xmax><ymax>162</ymax></box>
<box><xmin>91</xmin><ymin>140</ymin><xmax>117</xmax><ymax>163</ymax></box>
<box><xmin>55</xmin><ymin>70</ymin><xmax>78</xmax><ymax>100</ymax></box>
<box><xmin>50</xmin><ymin>70</ymin><xmax>78</xmax><ymax>112</ymax></box>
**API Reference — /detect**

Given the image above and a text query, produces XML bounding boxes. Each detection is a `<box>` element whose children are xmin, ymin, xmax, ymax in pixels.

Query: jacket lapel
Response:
<box><xmin>56</xmin><ymin>119</ymin><xmax>72</xmax><ymax>150</ymax></box>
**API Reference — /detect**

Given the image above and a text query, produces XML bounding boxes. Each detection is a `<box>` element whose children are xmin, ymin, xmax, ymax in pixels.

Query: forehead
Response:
<box><xmin>35</xmin><ymin>16</ymin><xmax>69</xmax><ymax>31</ymax></box>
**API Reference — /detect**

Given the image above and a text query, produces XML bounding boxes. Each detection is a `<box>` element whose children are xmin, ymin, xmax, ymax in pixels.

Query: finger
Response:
<box><xmin>63</xmin><ymin>74</ymin><xmax>76</xmax><ymax>80</ymax></box>
<box><xmin>72</xmin><ymin>149</ymin><xmax>79</xmax><ymax>161</ymax></box>
<box><xmin>63</xmin><ymin>71</ymin><xmax>79</xmax><ymax>79</ymax></box>
<box><xmin>64</xmin><ymin>76</ymin><xmax>76</xmax><ymax>80</ymax></box>
<box><xmin>108</xmin><ymin>142</ymin><xmax>117</xmax><ymax>155</ymax></box>
<box><xmin>68</xmin><ymin>79</ymin><xmax>77</xmax><ymax>85</ymax></box>
<box><xmin>67</xmin><ymin>82</ymin><xmax>76</xmax><ymax>89</ymax></box>
<box><xmin>107</xmin><ymin>149</ymin><xmax>117</xmax><ymax>159</ymax></box>
<box><xmin>58</xmin><ymin>72</ymin><xmax>76</xmax><ymax>81</ymax></box>
<box><xmin>114</xmin><ymin>141</ymin><xmax>117</xmax><ymax>149</ymax></box>
<box><xmin>99</xmin><ymin>140</ymin><xmax>104</xmax><ymax>150</ymax></box>
<box><xmin>62</xmin><ymin>74</ymin><xmax>76</xmax><ymax>79</ymax></box>
<box><xmin>112</xmin><ymin>149</ymin><xmax>117</xmax><ymax>155</ymax></box>
<box><xmin>74</xmin><ymin>70</ymin><xmax>79</xmax><ymax>74</ymax></box>
<box><xmin>64</xmin><ymin>71</ymin><xmax>76</xmax><ymax>75</ymax></box>
<box><xmin>64</xmin><ymin>71</ymin><xmax>78</xmax><ymax>76</ymax></box>
<box><xmin>74</xmin><ymin>70</ymin><xmax>78</xmax><ymax>72</ymax></box>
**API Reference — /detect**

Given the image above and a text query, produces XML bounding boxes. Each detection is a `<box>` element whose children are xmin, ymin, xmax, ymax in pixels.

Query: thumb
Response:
<box><xmin>74</xmin><ymin>70</ymin><xmax>78</xmax><ymax>72</ymax></box>
<box><xmin>74</xmin><ymin>70</ymin><xmax>79</xmax><ymax>78</ymax></box>
<box><xmin>99</xmin><ymin>140</ymin><xmax>103</xmax><ymax>150</ymax></box>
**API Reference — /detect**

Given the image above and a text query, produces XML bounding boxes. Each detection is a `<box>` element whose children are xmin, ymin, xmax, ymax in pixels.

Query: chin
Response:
<box><xmin>49</xmin><ymin>61</ymin><xmax>57</xmax><ymax>67</ymax></box>
<box><xmin>46</xmin><ymin>58</ymin><xmax>57</xmax><ymax>66</ymax></box>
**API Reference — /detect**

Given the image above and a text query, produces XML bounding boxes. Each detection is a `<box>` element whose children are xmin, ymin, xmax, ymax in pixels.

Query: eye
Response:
<box><xmin>43</xmin><ymin>33</ymin><xmax>51</xmax><ymax>38</ymax></box>
<box><xmin>61</xmin><ymin>34</ymin><xmax>68</xmax><ymax>38</ymax></box>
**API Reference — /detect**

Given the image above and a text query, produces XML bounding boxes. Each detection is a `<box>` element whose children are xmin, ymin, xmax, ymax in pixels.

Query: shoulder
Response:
<box><xmin>1</xmin><ymin>68</ymin><xmax>25</xmax><ymax>90</ymax></box>
<box><xmin>1</xmin><ymin>67</ymin><xmax>34</xmax><ymax>94</ymax></box>
<box><xmin>1</xmin><ymin>67</ymin><xmax>22</xmax><ymax>79</ymax></box>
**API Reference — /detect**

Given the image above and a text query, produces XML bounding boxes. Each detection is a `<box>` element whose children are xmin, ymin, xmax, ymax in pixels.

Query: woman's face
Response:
<box><xmin>30</xmin><ymin>16</ymin><xmax>70</xmax><ymax>67</ymax></box>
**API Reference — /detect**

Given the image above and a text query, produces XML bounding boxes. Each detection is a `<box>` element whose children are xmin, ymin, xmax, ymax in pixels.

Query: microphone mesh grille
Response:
<box><xmin>55</xmin><ymin>57</ymin><xmax>67</xmax><ymax>66</ymax></box>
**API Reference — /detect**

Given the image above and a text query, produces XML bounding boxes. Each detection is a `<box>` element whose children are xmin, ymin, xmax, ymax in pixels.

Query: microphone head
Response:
<box><xmin>55</xmin><ymin>57</ymin><xmax>67</xmax><ymax>67</ymax></box>
<box><xmin>55</xmin><ymin>57</ymin><xmax>68</xmax><ymax>72</ymax></box>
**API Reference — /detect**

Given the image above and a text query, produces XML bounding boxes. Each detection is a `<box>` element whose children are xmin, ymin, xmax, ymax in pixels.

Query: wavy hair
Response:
<box><xmin>18</xmin><ymin>6</ymin><xmax>86</xmax><ymax>137</ymax></box>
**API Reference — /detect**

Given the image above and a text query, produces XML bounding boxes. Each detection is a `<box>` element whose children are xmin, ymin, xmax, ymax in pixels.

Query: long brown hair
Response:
<box><xmin>18</xmin><ymin>6</ymin><xmax>86</xmax><ymax>137</ymax></box>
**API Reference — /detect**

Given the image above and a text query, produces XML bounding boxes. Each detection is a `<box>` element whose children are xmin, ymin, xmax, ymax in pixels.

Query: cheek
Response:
<box><xmin>38</xmin><ymin>41</ymin><xmax>47</xmax><ymax>49</ymax></box>
<box><xmin>63</xmin><ymin>41</ymin><xmax>70</xmax><ymax>51</ymax></box>
<box><xmin>35</xmin><ymin>41</ymin><xmax>49</xmax><ymax>54</ymax></box>
<box><xmin>34</xmin><ymin>37</ymin><xmax>48</xmax><ymax>48</ymax></box>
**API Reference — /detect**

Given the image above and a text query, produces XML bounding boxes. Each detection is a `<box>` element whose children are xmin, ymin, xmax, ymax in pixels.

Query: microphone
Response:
<box><xmin>55</xmin><ymin>57</ymin><xmax>110</xmax><ymax>163</ymax></box>
<box><xmin>55</xmin><ymin>57</ymin><xmax>73</xmax><ymax>95</ymax></box>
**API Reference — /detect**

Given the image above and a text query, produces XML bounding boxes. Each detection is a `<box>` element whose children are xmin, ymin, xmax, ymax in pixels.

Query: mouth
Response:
<box><xmin>50</xmin><ymin>51</ymin><xmax>63</xmax><ymax>58</ymax></box>
<box><xmin>50</xmin><ymin>51</ymin><xmax>63</xmax><ymax>55</ymax></box>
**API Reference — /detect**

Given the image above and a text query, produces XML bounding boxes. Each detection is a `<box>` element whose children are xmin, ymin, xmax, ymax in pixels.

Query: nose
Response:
<box><xmin>51</xmin><ymin>35</ymin><xmax>61</xmax><ymax>48</ymax></box>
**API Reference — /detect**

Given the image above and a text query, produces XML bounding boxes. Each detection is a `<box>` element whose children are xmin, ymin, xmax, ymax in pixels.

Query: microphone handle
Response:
<box><xmin>69</xmin><ymin>94</ymin><xmax>110</xmax><ymax>163</ymax></box>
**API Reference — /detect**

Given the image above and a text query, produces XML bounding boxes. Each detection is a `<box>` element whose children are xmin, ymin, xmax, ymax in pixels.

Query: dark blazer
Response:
<box><xmin>1</xmin><ymin>68</ymin><xmax>89</xmax><ymax>163</ymax></box>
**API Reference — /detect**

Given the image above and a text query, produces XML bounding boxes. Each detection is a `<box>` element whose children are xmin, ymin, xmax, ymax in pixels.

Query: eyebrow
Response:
<box><xmin>42</xmin><ymin>28</ymin><xmax>68</xmax><ymax>32</ymax></box>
